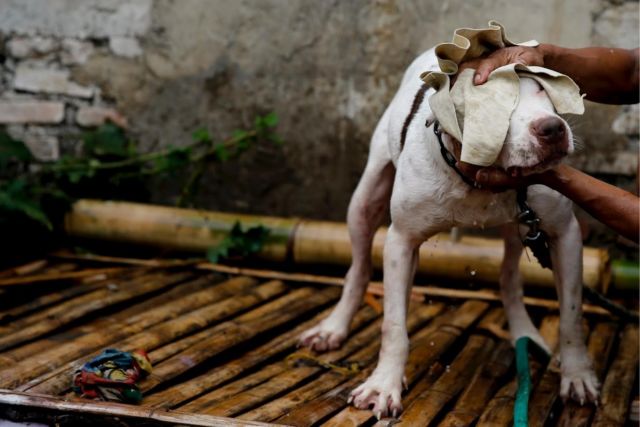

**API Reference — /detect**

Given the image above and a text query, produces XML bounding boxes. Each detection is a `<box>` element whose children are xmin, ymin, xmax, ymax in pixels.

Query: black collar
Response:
<box><xmin>431</xmin><ymin>120</ymin><xmax>477</xmax><ymax>188</ymax></box>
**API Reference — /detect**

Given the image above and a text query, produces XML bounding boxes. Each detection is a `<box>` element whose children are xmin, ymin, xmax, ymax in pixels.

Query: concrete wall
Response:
<box><xmin>0</xmin><ymin>0</ymin><xmax>637</xmax><ymax>220</ymax></box>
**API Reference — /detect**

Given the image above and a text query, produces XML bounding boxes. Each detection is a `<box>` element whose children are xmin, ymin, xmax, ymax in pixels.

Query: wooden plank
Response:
<box><xmin>0</xmin><ymin>389</ymin><xmax>277</xmax><ymax>427</ymax></box>
<box><xmin>0</xmin><ymin>269</ymin><xmax>147</xmax><ymax>324</ymax></box>
<box><xmin>0</xmin><ymin>267</ymin><xmax>127</xmax><ymax>286</ymax></box>
<box><xmin>0</xmin><ymin>273</ymin><xmax>221</xmax><ymax>369</ymax></box>
<box><xmin>476</xmin><ymin>316</ymin><xmax>560</xmax><ymax>427</ymax></box>
<box><xmin>196</xmin><ymin>303</ymin><xmax>442</xmax><ymax>419</ymax></box>
<box><xmin>0</xmin><ymin>271</ymin><xmax>193</xmax><ymax>352</ymax></box>
<box><xmin>436</xmin><ymin>339</ymin><xmax>514</xmax><ymax>426</ymax></box>
<box><xmin>177</xmin><ymin>304</ymin><xmax>385</xmax><ymax>413</ymax></box>
<box><xmin>330</xmin><ymin>362</ymin><xmax>446</xmax><ymax>427</ymax></box>
<box><xmin>143</xmin><ymin>305</ymin><xmax>343</xmax><ymax>408</ymax></box>
<box><xmin>263</xmin><ymin>301</ymin><xmax>489</xmax><ymax>425</ymax></box>
<box><xmin>23</xmin><ymin>278</ymin><xmax>283</xmax><ymax>394</ymax></box>
<box><xmin>196</xmin><ymin>263</ymin><xmax>619</xmax><ymax>316</ymax></box>
<box><xmin>2</xmin><ymin>276</ymin><xmax>261</xmax><ymax>391</ymax></box>
<box><xmin>139</xmin><ymin>286</ymin><xmax>341</xmax><ymax>394</ymax></box>
<box><xmin>556</xmin><ymin>322</ymin><xmax>618</xmax><ymax>427</ymax></box>
<box><xmin>397</xmin><ymin>309</ymin><xmax>504</xmax><ymax>426</ymax></box>
<box><xmin>591</xmin><ymin>323</ymin><xmax>639</xmax><ymax>427</ymax></box>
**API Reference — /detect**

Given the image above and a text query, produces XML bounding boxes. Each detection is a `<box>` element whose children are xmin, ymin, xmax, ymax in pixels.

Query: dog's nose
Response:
<box><xmin>532</xmin><ymin>117</ymin><xmax>566</xmax><ymax>144</ymax></box>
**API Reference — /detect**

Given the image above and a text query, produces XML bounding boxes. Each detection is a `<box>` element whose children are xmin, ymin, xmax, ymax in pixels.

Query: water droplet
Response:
<box><xmin>470</xmin><ymin>270</ymin><xmax>477</xmax><ymax>276</ymax></box>
<box><xmin>445</xmin><ymin>365</ymin><xmax>451</xmax><ymax>372</ymax></box>
<box><xmin>429</xmin><ymin>341</ymin><xmax>435</xmax><ymax>346</ymax></box>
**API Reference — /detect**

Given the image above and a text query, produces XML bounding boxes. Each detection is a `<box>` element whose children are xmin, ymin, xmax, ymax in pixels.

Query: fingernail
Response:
<box><xmin>376</xmin><ymin>411</ymin><xmax>382</xmax><ymax>420</ymax></box>
<box><xmin>474</xmin><ymin>73</ymin><xmax>482</xmax><ymax>84</ymax></box>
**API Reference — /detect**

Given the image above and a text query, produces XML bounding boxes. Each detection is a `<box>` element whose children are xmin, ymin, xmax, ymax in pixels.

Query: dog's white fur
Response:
<box><xmin>299</xmin><ymin>48</ymin><xmax>598</xmax><ymax>417</ymax></box>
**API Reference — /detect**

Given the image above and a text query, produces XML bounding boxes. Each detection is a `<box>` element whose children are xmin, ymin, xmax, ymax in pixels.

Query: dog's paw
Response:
<box><xmin>560</xmin><ymin>351</ymin><xmax>599</xmax><ymax>405</ymax></box>
<box><xmin>348</xmin><ymin>370</ymin><xmax>405</xmax><ymax>419</ymax></box>
<box><xmin>298</xmin><ymin>319</ymin><xmax>348</xmax><ymax>352</ymax></box>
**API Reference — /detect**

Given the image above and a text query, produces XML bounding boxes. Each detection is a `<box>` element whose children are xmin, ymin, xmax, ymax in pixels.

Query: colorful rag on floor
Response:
<box><xmin>73</xmin><ymin>348</ymin><xmax>152</xmax><ymax>403</ymax></box>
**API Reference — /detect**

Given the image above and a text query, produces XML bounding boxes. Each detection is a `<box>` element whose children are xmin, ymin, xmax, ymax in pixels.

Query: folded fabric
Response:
<box><xmin>73</xmin><ymin>348</ymin><xmax>152</xmax><ymax>403</ymax></box>
<box><xmin>421</xmin><ymin>21</ymin><xmax>584</xmax><ymax>166</ymax></box>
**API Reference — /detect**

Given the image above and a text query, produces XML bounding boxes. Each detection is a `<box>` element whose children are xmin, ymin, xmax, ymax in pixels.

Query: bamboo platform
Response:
<box><xmin>0</xmin><ymin>253</ymin><xmax>637</xmax><ymax>426</ymax></box>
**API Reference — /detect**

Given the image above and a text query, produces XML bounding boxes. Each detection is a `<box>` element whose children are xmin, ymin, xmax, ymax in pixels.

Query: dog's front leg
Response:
<box><xmin>550</xmin><ymin>216</ymin><xmax>599</xmax><ymax>404</ymax></box>
<box><xmin>350</xmin><ymin>224</ymin><xmax>418</xmax><ymax>418</ymax></box>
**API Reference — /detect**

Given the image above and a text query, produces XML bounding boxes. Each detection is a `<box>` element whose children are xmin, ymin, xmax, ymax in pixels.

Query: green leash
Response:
<box><xmin>514</xmin><ymin>337</ymin><xmax>531</xmax><ymax>426</ymax></box>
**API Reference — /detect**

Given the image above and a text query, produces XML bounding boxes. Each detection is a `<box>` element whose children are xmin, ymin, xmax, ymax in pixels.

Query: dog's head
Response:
<box><xmin>495</xmin><ymin>77</ymin><xmax>573</xmax><ymax>176</ymax></box>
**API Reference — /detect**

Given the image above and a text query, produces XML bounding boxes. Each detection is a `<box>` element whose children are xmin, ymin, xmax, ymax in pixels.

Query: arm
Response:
<box><xmin>463</xmin><ymin>44</ymin><xmax>639</xmax><ymax>104</ymax></box>
<box><xmin>458</xmin><ymin>162</ymin><xmax>639</xmax><ymax>242</ymax></box>
<box><xmin>537</xmin><ymin>164</ymin><xmax>638</xmax><ymax>242</ymax></box>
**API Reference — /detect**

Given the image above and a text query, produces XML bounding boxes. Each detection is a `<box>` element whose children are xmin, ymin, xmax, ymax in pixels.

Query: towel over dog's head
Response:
<box><xmin>422</xmin><ymin>21</ymin><xmax>585</xmax><ymax>176</ymax></box>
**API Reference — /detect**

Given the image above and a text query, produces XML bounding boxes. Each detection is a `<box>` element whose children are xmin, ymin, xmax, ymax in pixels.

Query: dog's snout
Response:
<box><xmin>531</xmin><ymin>117</ymin><xmax>566</xmax><ymax>144</ymax></box>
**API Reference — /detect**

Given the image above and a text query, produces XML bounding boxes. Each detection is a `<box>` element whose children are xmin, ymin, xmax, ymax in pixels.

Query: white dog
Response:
<box><xmin>299</xmin><ymin>48</ymin><xmax>598</xmax><ymax>417</ymax></box>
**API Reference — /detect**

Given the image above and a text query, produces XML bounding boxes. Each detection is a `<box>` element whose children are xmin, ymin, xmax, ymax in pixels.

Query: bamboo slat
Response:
<box><xmin>591</xmin><ymin>324</ymin><xmax>639</xmax><ymax>427</ymax></box>
<box><xmin>139</xmin><ymin>286</ymin><xmax>341</xmax><ymax>394</ymax></box>
<box><xmin>197</xmin><ymin>303</ymin><xmax>442</xmax><ymax>419</ymax></box>
<box><xmin>436</xmin><ymin>338</ymin><xmax>514</xmax><ymax>426</ymax></box>
<box><xmin>0</xmin><ymin>271</ymin><xmax>193</xmax><ymax>352</ymax></box>
<box><xmin>179</xmin><ymin>305</ymin><xmax>385</xmax><ymax>414</ymax></box>
<box><xmin>475</xmin><ymin>316</ymin><xmax>560</xmax><ymax>427</ymax></box>
<box><xmin>0</xmin><ymin>273</ymin><xmax>218</xmax><ymax>369</ymax></box>
<box><xmin>143</xmin><ymin>305</ymin><xmax>344</xmax><ymax>408</ymax></box>
<box><xmin>25</xmin><ymin>278</ymin><xmax>283</xmax><ymax>395</ymax></box>
<box><xmin>197</xmin><ymin>264</ymin><xmax>621</xmax><ymax>317</ymax></box>
<box><xmin>0</xmin><ymin>267</ymin><xmax>127</xmax><ymax>286</ymax></box>
<box><xmin>397</xmin><ymin>309</ymin><xmax>504</xmax><ymax>425</ymax></box>
<box><xmin>556</xmin><ymin>322</ymin><xmax>618</xmax><ymax>427</ymax></box>
<box><xmin>2</xmin><ymin>276</ymin><xmax>260</xmax><ymax>391</ymax></box>
<box><xmin>266</xmin><ymin>301</ymin><xmax>489</xmax><ymax>426</ymax></box>
<box><xmin>0</xmin><ymin>389</ymin><xmax>276</xmax><ymax>427</ymax></box>
<box><xmin>65</xmin><ymin>200</ymin><xmax>610</xmax><ymax>290</ymax></box>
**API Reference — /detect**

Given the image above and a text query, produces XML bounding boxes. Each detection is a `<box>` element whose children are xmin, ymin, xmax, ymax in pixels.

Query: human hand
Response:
<box><xmin>457</xmin><ymin>45</ymin><xmax>545</xmax><ymax>85</ymax></box>
<box><xmin>456</xmin><ymin>161</ymin><xmax>537</xmax><ymax>192</ymax></box>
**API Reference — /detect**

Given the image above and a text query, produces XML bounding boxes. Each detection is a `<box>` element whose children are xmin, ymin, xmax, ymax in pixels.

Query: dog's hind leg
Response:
<box><xmin>500</xmin><ymin>223</ymin><xmax>552</xmax><ymax>355</ymax></box>
<box><xmin>299</xmin><ymin>111</ymin><xmax>395</xmax><ymax>352</ymax></box>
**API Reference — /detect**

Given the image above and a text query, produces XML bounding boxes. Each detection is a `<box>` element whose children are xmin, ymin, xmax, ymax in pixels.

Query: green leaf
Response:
<box><xmin>0</xmin><ymin>179</ymin><xmax>52</xmax><ymax>230</ymax></box>
<box><xmin>214</xmin><ymin>144</ymin><xmax>230</xmax><ymax>162</ymax></box>
<box><xmin>83</xmin><ymin>124</ymin><xmax>132</xmax><ymax>158</ymax></box>
<box><xmin>0</xmin><ymin>131</ymin><xmax>32</xmax><ymax>167</ymax></box>
<box><xmin>192</xmin><ymin>128</ymin><xmax>211</xmax><ymax>144</ymax></box>
<box><xmin>268</xmin><ymin>133</ymin><xmax>284</xmax><ymax>145</ymax></box>
<box><xmin>262</xmin><ymin>112</ymin><xmax>279</xmax><ymax>128</ymax></box>
<box><xmin>206</xmin><ymin>222</ymin><xmax>271</xmax><ymax>263</ymax></box>
<box><xmin>154</xmin><ymin>147</ymin><xmax>191</xmax><ymax>172</ymax></box>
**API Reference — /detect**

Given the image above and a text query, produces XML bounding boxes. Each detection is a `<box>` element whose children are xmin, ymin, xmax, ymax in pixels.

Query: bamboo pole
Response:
<box><xmin>0</xmin><ymin>389</ymin><xmax>275</xmax><ymax>427</ymax></box>
<box><xmin>196</xmin><ymin>263</ymin><xmax>621</xmax><ymax>317</ymax></box>
<box><xmin>0</xmin><ymin>267</ymin><xmax>127</xmax><ymax>287</ymax></box>
<box><xmin>64</xmin><ymin>200</ymin><xmax>611</xmax><ymax>290</ymax></box>
<box><xmin>591</xmin><ymin>324</ymin><xmax>639</xmax><ymax>427</ymax></box>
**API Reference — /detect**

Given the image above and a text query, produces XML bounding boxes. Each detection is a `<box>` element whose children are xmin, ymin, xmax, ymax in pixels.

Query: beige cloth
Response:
<box><xmin>421</xmin><ymin>21</ymin><xmax>584</xmax><ymax>166</ymax></box>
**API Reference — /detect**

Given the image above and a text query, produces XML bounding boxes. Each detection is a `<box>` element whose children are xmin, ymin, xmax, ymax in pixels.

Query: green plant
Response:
<box><xmin>0</xmin><ymin>112</ymin><xmax>282</xmax><ymax>233</ymax></box>
<box><xmin>206</xmin><ymin>222</ymin><xmax>271</xmax><ymax>263</ymax></box>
